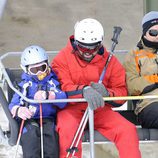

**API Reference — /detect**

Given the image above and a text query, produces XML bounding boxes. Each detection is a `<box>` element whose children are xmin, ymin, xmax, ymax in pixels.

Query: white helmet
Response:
<box><xmin>74</xmin><ymin>18</ymin><xmax>104</xmax><ymax>44</ymax></box>
<box><xmin>21</xmin><ymin>45</ymin><xmax>48</xmax><ymax>72</ymax></box>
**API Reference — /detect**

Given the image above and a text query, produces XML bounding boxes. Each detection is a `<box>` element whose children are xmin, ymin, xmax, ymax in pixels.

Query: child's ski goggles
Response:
<box><xmin>28</xmin><ymin>62</ymin><xmax>48</xmax><ymax>75</ymax></box>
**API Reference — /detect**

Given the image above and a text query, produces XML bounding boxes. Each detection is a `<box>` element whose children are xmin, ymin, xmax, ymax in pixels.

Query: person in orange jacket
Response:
<box><xmin>124</xmin><ymin>11</ymin><xmax>158</xmax><ymax>128</ymax></box>
<box><xmin>51</xmin><ymin>18</ymin><xmax>141</xmax><ymax>158</ymax></box>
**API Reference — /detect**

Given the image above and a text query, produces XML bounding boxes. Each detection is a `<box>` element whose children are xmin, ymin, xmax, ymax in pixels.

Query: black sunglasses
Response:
<box><xmin>148</xmin><ymin>29</ymin><xmax>158</xmax><ymax>37</ymax></box>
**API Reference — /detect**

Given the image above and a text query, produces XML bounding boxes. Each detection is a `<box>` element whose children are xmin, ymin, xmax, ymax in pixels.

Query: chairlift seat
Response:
<box><xmin>1</xmin><ymin>51</ymin><xmax>158</xmax><ymax>146</ymax></box>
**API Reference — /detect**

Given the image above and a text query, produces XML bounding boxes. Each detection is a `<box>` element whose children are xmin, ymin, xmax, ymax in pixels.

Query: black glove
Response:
<box><xmin>91</xmin><ymin>82</ymin><xmax>109</xmax><ymax>97</ymax></box>
<box><xmin>83</xmin><ymin>86</ymin><xmax>104</xmax><ymax>110</ymax></box>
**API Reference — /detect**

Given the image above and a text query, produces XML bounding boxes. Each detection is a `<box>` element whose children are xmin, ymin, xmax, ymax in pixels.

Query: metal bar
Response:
<box><xmin>0</xmin><ymin>0</ymin><xmax>7</xmax><ymax>19</ymax></box>
<box><xmin>88</xmin><ymin>107</ymin><xmax>95</xmax><ymax>158</ymax></box>
<box><xmin>66</xmin><ymin>108</ymin><xmax>88</xmax><ymax>158</ymax></box>
<box><xmin>72</xmin><ymin>112</ymin><xmax>89</xmax><ymax>157</ymax></box>
<box><xmin>0</xmin><ymin>61</ymin><xmax>158</xmax><ymax>104</ymax></box>
<box><xmin>4</xmin><ymin>51</ymin><xmax>154</xmax><ymax>103</ymax></box>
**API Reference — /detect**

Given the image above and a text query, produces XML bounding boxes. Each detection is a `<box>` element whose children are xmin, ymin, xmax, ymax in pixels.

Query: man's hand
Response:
<box><xmin>83</xmin><ymin>86</ymin><xmax>104</xmax><ymax>110</ymax></box>
<box><xmin>91</xmin><ymin>82</ymin><xmax>109</xmax><ymax>97</ymax></box>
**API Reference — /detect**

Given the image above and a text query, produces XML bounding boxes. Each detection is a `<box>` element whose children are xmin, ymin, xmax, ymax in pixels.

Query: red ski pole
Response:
<box><xmin>40</xmin><ymin>103</ymin><xmax>44</xmax><ymax>158</ymax></box>
<box><xmin>14</xmin><ymin>119</ymin><xmax>25</xmax><ymax>158</ymax></box>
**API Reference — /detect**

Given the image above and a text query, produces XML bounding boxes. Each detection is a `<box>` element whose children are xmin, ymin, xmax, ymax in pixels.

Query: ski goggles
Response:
<box><xmin>28</xmin><ymin>62</ymin><xmax>48</xmax><ymax>75</ymax></box>
<box><xmin>148</xmin><ymin>29</ymin><xmax>158</xmax><ymax>37</ymax></box>
<box><xmin>76</xmin><ymin>41</ymin><xmax>101</xmax><ymax>54</ymax></box>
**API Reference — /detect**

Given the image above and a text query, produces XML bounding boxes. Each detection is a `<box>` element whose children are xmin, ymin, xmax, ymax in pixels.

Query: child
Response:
<box><xmin>9</xmin><ymin>45</ymin><xmax>67</xmax><ymax>158</ymax></box>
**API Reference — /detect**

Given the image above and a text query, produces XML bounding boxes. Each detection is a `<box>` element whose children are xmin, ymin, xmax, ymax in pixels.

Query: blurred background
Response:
<box><xmin>0</xmin><ymin>0</ymin><xmax>150</xmax><ymax>55</ymax></box>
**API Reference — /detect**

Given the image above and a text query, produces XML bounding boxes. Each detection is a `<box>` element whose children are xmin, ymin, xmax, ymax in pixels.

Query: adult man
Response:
<box><xmin>52</xmin><ymin>18</ymin><xmax>141</xmax><ymax>158</ymax></box>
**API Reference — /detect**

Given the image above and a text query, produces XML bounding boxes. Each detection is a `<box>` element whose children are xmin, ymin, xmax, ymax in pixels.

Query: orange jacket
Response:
<box><xmin>124</xmin><ymin>48</ymin><xmax>158</xmax><ymax>114</ymax></box>
<box><xmin>51</xmin><ymin>36</ymin><xmax>127</xmax><ymax>107</ymax></box>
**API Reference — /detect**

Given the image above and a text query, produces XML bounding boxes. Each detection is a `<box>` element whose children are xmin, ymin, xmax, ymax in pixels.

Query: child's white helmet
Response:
<box><xmin>21</xmin><ymin>45</ymin><xmax>48</xmax><ymax>72</ymax></box>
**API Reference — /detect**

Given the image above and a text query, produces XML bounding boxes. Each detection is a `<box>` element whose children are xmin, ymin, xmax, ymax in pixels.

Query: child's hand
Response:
<box><xmin>34</xmin><ymin>90</ymin><xmax>56</xmax><ymax>100</ymax></box>
<box><xmin>18</xmin><ymin>107</ymin><xmax>33</xmax><ymax>120</ymax></box>
<box><xmin>48</xmin><ymin>91</ymin><xmax>56</xmax><ymax>100</ymax></box>
<box><xmin>34</xmin><ymin>90</ymin><xmax>47</xmax><ymax>100</ymax></box>
<box><xmin>11</xmin><ymin>106</ymin><xmax>33</xmax><ymax>120</ymax></box>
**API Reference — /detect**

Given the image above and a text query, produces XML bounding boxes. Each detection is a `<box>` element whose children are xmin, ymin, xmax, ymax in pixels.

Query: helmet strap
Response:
<box><xmin>20</xmin><ymin>64</ymin><xmax>27</xmax><ymax>73</ymax></box>
<box><xmin>98</xmin><ymin>46</ymin><xmax>104</xmax><ymax>55</ymax></box>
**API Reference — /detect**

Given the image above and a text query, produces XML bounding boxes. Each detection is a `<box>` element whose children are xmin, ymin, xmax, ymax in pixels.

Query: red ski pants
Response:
<box><xmin>56</xmin><ymin>105</ymin><xmax>141</xmax><ymax>158</ymax></box>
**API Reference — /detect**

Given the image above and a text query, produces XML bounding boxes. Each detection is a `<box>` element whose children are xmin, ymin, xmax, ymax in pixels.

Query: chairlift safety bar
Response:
<box><xmin>0</xmin><ymin>51</ymin><xmax>158</xmax><ymax>104</ymax></box>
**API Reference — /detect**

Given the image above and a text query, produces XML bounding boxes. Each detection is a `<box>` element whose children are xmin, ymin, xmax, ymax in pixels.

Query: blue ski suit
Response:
<box><xmin>9</xmin><ymin>69</ymin><xmax>67</xmax><ymax>158</ymax></box>
<box><xmin>9</xmin><ymin>70</ymin><xmax>67</xmax><ymax>119</ymax></box>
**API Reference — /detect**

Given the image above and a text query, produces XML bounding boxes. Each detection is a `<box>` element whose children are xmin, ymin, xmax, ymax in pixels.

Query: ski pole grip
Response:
<box><xmin>111</xmin><ymin>26</ymin><xmax>122</xmax><ymax>44</ymax></box>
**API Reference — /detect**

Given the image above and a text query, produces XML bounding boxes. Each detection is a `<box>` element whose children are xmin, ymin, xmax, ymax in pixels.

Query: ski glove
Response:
<box><xmin>11</xmin><ymin>106</ymin><xmax>33</xmax><ymax>120</ymax></box>
<box><xmin>91</xmin><ymin>82</ymin><xmax>109</xmax><ymax>97</ymax></box>
<box><xmin>34</xmin><ymin>90</ymin><xmax>56</xmax><ymax>100</ymax></box>
<box><xmin>83</xmin><ymin>86</ymin><xmax>104</xmax><ymax>110</ymax></box>
<box><xmin>34</xmin><ymin>90</ymin><xmax>47</xmax><ymax>100</ymax></box>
